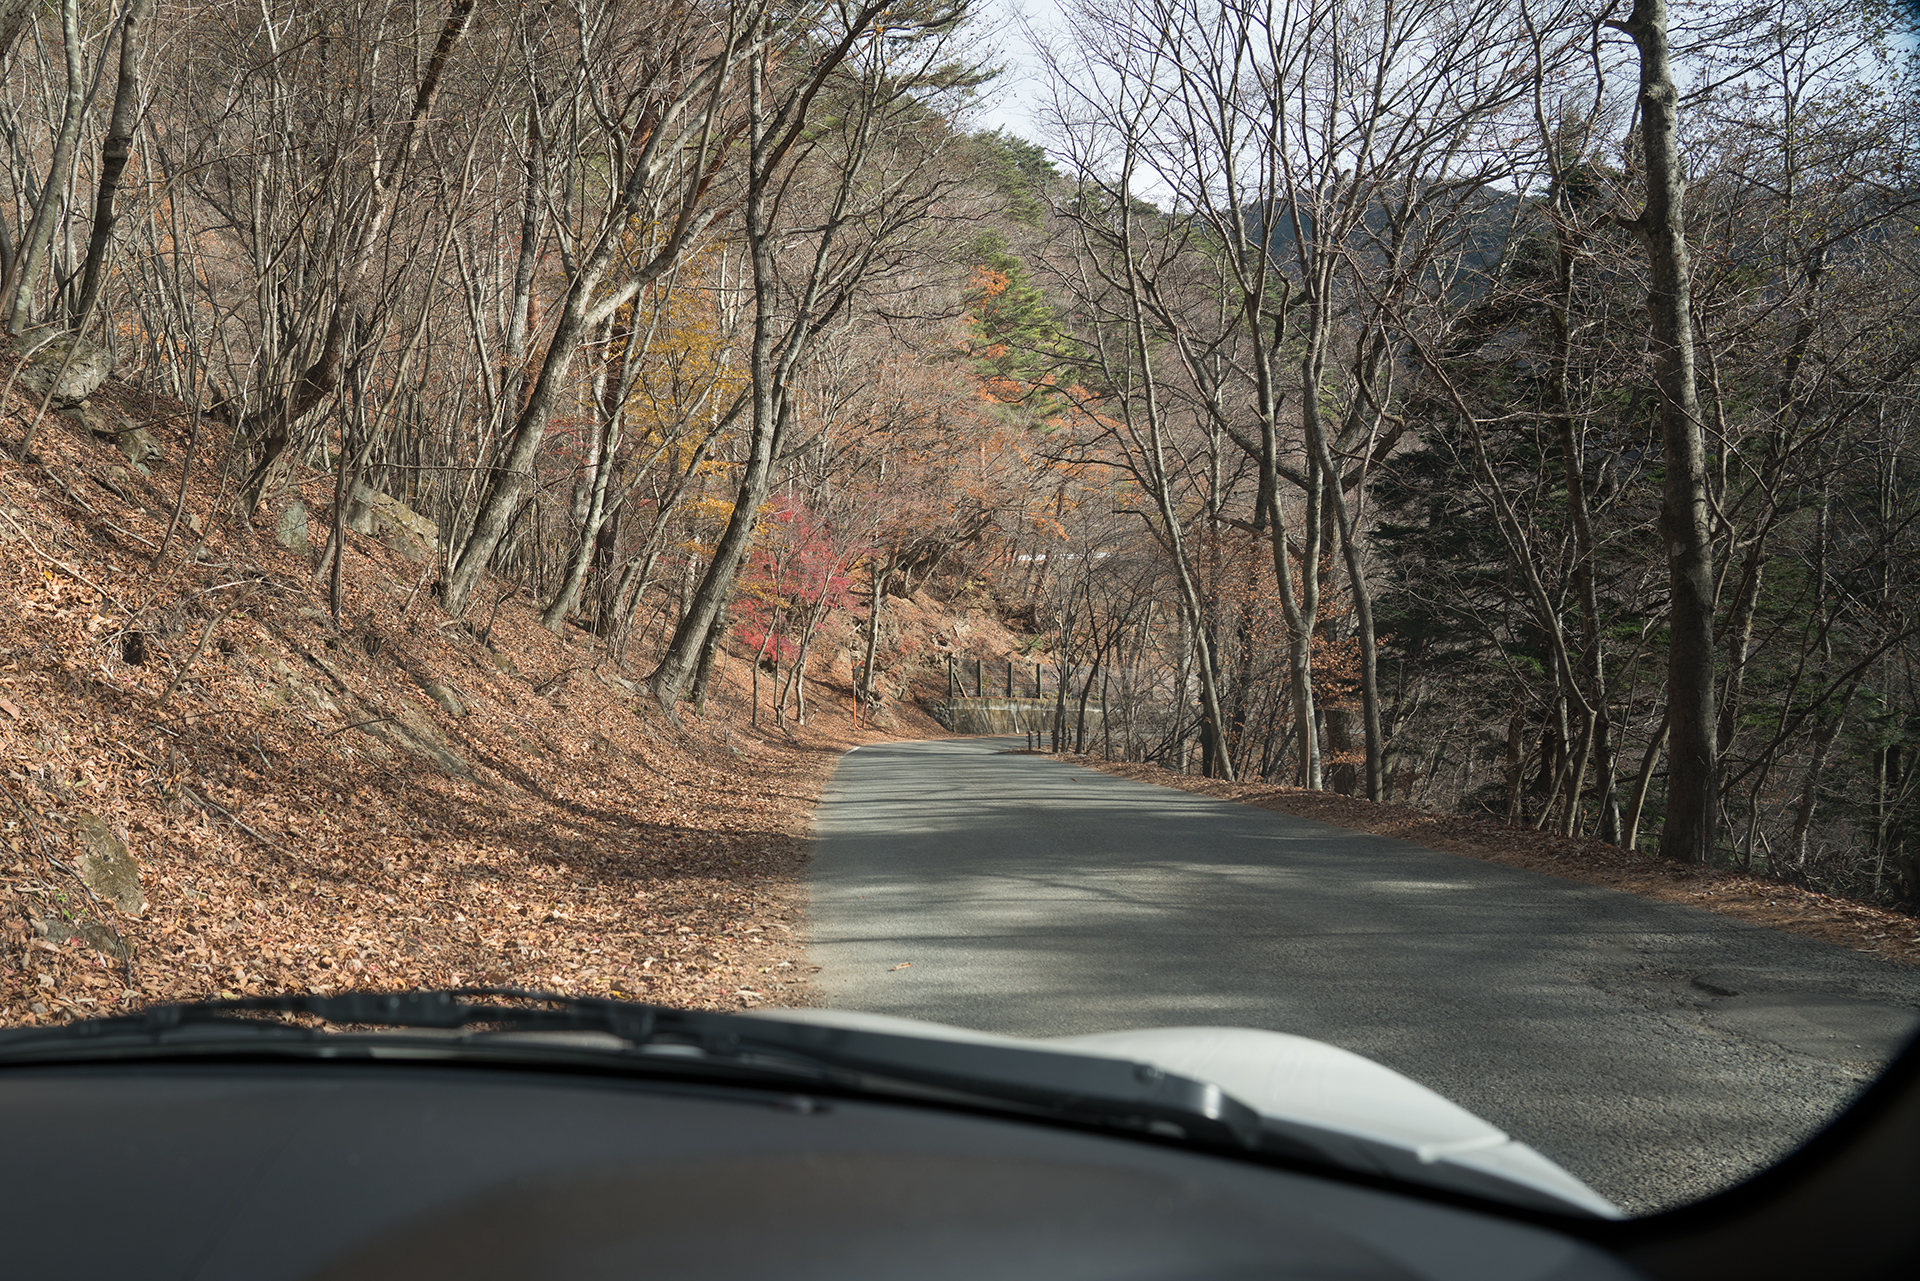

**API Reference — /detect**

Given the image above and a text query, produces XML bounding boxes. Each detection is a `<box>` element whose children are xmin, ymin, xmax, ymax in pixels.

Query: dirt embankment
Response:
<box><xmin>1076</xmin><ymin>758</ymin><xmax>1920</xmax><ymax>966</ymax></box>
<box><xmin>1</xmin><ymin>356</ymin><xmax>957</xmax><ymax>1028</ymax></box>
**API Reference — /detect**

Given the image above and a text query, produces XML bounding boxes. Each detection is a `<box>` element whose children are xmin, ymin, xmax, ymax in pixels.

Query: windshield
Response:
<box><xmin>2</xmin><ymin>0</ymin><xmax>1917</xmax><ymax>1224</ymax></box>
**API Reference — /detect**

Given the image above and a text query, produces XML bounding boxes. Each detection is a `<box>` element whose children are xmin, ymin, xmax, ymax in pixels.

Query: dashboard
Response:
<box><xmin>0</xmin><ymin>1062</ymin><xmax>1642</xmax><ymax>1281</ymax></box>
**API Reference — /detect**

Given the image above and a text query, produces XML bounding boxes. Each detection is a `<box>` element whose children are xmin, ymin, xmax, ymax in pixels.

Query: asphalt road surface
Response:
<box><xmin>806</xmin><ymin>737</ymin><xmax>1920</xmax><ymax>1213</ymax></box>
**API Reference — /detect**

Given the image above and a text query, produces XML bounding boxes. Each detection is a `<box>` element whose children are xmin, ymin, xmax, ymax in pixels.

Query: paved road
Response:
<box><xmin>806</xmin><ymin>737</ymin><xmax>1920</xmax><ymax>1213</ymax></box>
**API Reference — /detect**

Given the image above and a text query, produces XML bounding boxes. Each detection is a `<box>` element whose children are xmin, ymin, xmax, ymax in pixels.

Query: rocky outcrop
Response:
<box><xmin>14</xmin><ymin>328</ymin><xmax>113</xmax><ymax>404</ymax></box>
<box><xmin>72</xmin><ymin>813</ymin><xmax>143</xmax><ymax>916</ymax></box>
<box><xmin>35</xmin><ymin>915</ymin><xmax>130</xmax><ymax>963</ymax></box>
<box><xmin>276</xmin><ymin>499</ymin><xmax>311</xmax><ymax>552</ymax></box>
<box><xmin>47</xmin><ymin>398</ymin><xmax>167</xmax><ymax>474</ymax></box>
<box><xmin>346</xmin><ymin>483</ymin><xmax>439</xmax><ymax>563</ymax></box>
<box><xmin>422</xmin><ymin>680</ymin><xmax>468</xmax><ymax>717</ymax></box>
<box><xmin>104</xmin><ymin>423</ymin><xmax>164</xmax><ymax>474</ymax></box>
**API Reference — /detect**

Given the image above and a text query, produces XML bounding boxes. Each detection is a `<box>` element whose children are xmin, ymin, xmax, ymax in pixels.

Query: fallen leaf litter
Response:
<box><xmin>0</xmin><ymin>348</ymin><xmax>949</xmax><ymax>1027</ymax></box>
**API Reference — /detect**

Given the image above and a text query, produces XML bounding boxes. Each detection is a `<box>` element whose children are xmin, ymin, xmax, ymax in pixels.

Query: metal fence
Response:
<box><xmin>942</xmin><ymin>656</ymin><xmax>1097</xmax><ymax>700</ymax></box>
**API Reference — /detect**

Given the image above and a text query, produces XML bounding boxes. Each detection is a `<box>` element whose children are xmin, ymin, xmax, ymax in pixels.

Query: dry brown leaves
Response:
<box><xmin>1075</xmin><ymin>758</ymin><xmax>1920</xmax><ymax>966</ymax></box>
<box><xmin>0</xmin><ymin>358</ymin><xmax>947</xmax><ymax>1029</ymax></box>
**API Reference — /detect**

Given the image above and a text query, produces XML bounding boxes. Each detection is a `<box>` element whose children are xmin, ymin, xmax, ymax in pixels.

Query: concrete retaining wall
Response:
<box><xmin>928</xmin><ymin>697</ymin><xmax>1105</xmax><ymax>735</ymax></box>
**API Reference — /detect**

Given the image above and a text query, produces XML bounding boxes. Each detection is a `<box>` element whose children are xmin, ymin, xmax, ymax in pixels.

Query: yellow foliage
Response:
<box><xmin>617</xmin><ymin>239</ymin><xmax>747</xmax><ymax>455</ymax></box>
<box><xmin>682</xmin><ymin>496</ymin><xmax>737</xmax><ymax>533</ymax></box>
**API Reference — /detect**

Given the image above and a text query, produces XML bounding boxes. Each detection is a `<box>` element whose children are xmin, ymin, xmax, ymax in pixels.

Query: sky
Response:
<box><xmin>962</xmin><ymin>0</ymin><xmax>1060</xmax><ymax>143</ymax></box>
<box><xmin>959</xmin><ymin>3</ymin><xmax>1920</xmax><ymax>155</ymax></box>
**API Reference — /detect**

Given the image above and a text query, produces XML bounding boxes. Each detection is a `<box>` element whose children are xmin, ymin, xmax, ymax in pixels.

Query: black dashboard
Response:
<box><xmin>0</xmin><ymin>1063</ymin><xmax>1641</xmax><ymax>1281</ymax></box>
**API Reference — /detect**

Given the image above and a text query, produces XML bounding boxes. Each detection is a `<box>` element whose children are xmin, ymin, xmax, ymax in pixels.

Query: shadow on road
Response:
<box><xmin>808</xmin><ymin>738</ymin><xmax>1920</xmax><ymax>1213</ymax></box>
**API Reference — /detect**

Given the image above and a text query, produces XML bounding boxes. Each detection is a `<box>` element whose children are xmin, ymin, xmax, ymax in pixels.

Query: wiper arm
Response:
<box><xmin>0</xmin><ymin>990</ymin><xmax>1268</xmax><ymax>1154</ymax></box>
<box><xmin>152</xmin><ymin>988</ymin><xmax>662</xmax><ymax>1038</ymax></box>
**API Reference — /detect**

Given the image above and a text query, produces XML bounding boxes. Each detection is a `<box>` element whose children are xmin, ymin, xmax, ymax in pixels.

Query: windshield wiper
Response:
<box><xmin>0</xmin><ymin>990</ymin><xmax>1270</xmax><ymax>1155</ymax></box>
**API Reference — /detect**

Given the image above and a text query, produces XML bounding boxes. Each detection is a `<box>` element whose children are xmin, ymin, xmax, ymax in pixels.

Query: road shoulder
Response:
<box><xmin>1069</xmin><ymin>756</ymin><xmax>1920</xmax><ymax>968</ymax></box>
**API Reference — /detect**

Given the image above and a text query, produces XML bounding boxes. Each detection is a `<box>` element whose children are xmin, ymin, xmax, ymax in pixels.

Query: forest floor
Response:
<box><xmin>0</xmin><ymin>342</ymin><xmax>962</xmax><ymax>1028</ymax></box>
<box><xmin>1076</xmin><ymin>759</ymin><xmax>1920</xmax><ymax>967</ymax></box>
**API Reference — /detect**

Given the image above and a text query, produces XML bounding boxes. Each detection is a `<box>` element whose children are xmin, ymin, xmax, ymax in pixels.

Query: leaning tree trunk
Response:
<box><xmin>1618</xmin><ymin>0</ymin><xmax>1716</xmax><ymax>865</ymax></box>
<box><xmin>2</xmin><ymin>0</ymin><xmax>83</xmax><ymax>331</ymax></box>
<box><xmin>643</xmin><ymin>51</ymin><xmax>785</xmax><ymax>709</ymax></box>
<box><xmin>74</xmin><ymin>0</ymin><xmax>154</xmax><ymax>324</ymax></box>
<box><xmin>542</xmin><ymin>337</ymin><xmax>624</xmax><ymax>633</ymax></box>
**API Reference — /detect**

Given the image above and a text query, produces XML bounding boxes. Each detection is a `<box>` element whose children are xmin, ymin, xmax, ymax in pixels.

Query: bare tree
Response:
<box><xmin>642</xmin><ymin>1</ymin><xmax>977</xmax><ymax>707</ymax></box>
<box><xmin>74</xmin><ymin>0</ymin><xmax>154</xmax><ymax>324</ymax></box>
<box><xmin>442</xmin><ymin>1</ymin><xmax>787</xmax><ymax>615</ymax></box>
<box><xmin>1043</xmin><ymin>0</ymin><xmax>1579</xmax><ymax>789</ymax></box>
<box><xmin>1606</xmin><ymin>0</ymin><xmax>1716</xmax><ymax>863</ymax></box>
<box><xmin>1</xmin><ymin>0</ymin><xmax>85</xmax><ymax>332</ymax></box>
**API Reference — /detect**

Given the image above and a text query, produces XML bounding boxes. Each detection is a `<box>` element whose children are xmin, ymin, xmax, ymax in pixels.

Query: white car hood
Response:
<box><xmin>748</xmin><ymin>1008</ymin><xmax>1620</xmax><ymax>1218</ymax></box>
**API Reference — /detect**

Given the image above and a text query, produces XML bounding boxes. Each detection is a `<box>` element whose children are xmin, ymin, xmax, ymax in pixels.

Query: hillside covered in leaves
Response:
<box><xmin>0</xmin><ymin>348</ymin><xmax>993</xmax><ymax>1023</ymax></box>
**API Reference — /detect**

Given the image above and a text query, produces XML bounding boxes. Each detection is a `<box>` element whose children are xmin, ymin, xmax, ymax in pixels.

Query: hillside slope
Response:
<box><xmin>1</xmin><ymin>348</ymin><xmax>954</xmax><ymax>1027</ymax></box>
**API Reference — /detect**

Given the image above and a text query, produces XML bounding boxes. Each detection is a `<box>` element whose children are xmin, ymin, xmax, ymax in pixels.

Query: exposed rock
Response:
<box><xmin>59</xmin><ymin>402</ymin><xmax>112</xmax><ymax>434</ymax></box>
<box><xmin>71</xmin><ymin>813</ymin><xmax>143</xmax><ymax>916</ymax></box>
<box><xmin>67</xmin><ymin>402</ymin><xmax>166</xmax><ymax>473</ymax></box>
<box><xmin>14</xmin><ymin>328</ymin><xmax>114</xmax><ymax>403</ymax></box>
<box><xmin>346</xmin><ymin>483</ymin><xmax>439</xmax><ymax>563</ymax></box>
<box><xmin>276</xmin><ymin>499</ymin><xmax>310</xmax><ymax>552</ymax></box>
<box><xmin>358</xmin><ymin>702</ymin><xmax>471</xmax><ymax>778</ymax></box>
<box><xmin>112</xmin><ymin>426</ymin><xmax>164</xmax><ymax>474</ymax></box>
<box><xmin>53</xmin><ymin>397</ymin><xmax>162</xmax><ymax>472</ymax></box>
<box><xmin>35</xmin><ymin>916</ymin><xmax>130</xmax><ymax>963</ymax></box>
<box><xmin>423</xmin><ymin>680</ymin><xmax>468</xmax><ymax>717</ymax></box>
<box><xmin>343</xmin><ymin>489</ymin><xmax>377</xmax><ymax>535</ymax></box>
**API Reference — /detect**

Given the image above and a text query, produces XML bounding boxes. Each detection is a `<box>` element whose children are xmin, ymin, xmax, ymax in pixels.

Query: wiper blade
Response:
<box><xmin>158</xmin><ymin>988</ymin><xmax>659</xmax><ymax>1036</ymax></box>
<box><xmin>0</xmin><ymin>990</ymin><xmax>1267</xmax><ymax>1153</ymax></box>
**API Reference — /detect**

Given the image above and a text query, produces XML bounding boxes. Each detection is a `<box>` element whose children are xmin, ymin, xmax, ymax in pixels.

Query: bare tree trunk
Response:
<box><xmin>1504</xmin><ymin>700</ymin><xmax>1528</xmax><ymax>823</ymax></box>
<box><xmin>858</xmin><ymin>553</ymin><xmax>887</xmax><ymax>711</ymax></box>
<box><xmin>1715</xmin><ymin>542</ymin><xmax>1765</xmax><ymax>760</ymax></box>
<box><xmin>1624</xmin><ymin>710</ymin><xmax>1670</xmax><ymax>853</ymax></box>
<box><xmin>1308</xmin><ymin>406</ymin><xmax>1383</xmax><ymax>800</ymax></box>
<box><xmin>1264</xmin><ymin>462</ymin><xmax>1323</xmax><ymax>789</ymax></box>
<box><xmin>1546</xmin><ymin>180</ymin><xmax>1621</xmax><ymax>842</ymax></box>
<box><xmin>689</xmin><ymin>609</ymin><xmax>728</xmax><ymax>713</ymax></box>
<box><xmin>543</xmin><ymin>312</ymin><xmax>642</xmax><ymax>633</ymax></box>
<box><xmin>1792</xmin><ymin>712</ymin><xmax>1845</xmax><ymax>869</ymax></box>
<box><xmin>2</xmin><ymin>0</ymin><xmax>83</xmax><ymax>331</ymax></box>
<box><xmin>74</xmin><ymin>0</ymin><xmax>153</xmax><ymax>324</ymax></box>
<box><xmin>644</xmin><ymin>48</ymin><xmax>785</xmax><ymax>707</ymax></box>
<box><xmin>1615</xmin><ymin>0</ymin><xmax>1717</xmax><ymax>864</ymax></box>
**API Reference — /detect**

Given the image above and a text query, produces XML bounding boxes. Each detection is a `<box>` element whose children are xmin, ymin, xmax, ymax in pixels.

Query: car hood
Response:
<box><xmin>748</xmin><ymin>1007</ymin><xmax>1621</xmax><ymax>1218</ymax></box>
